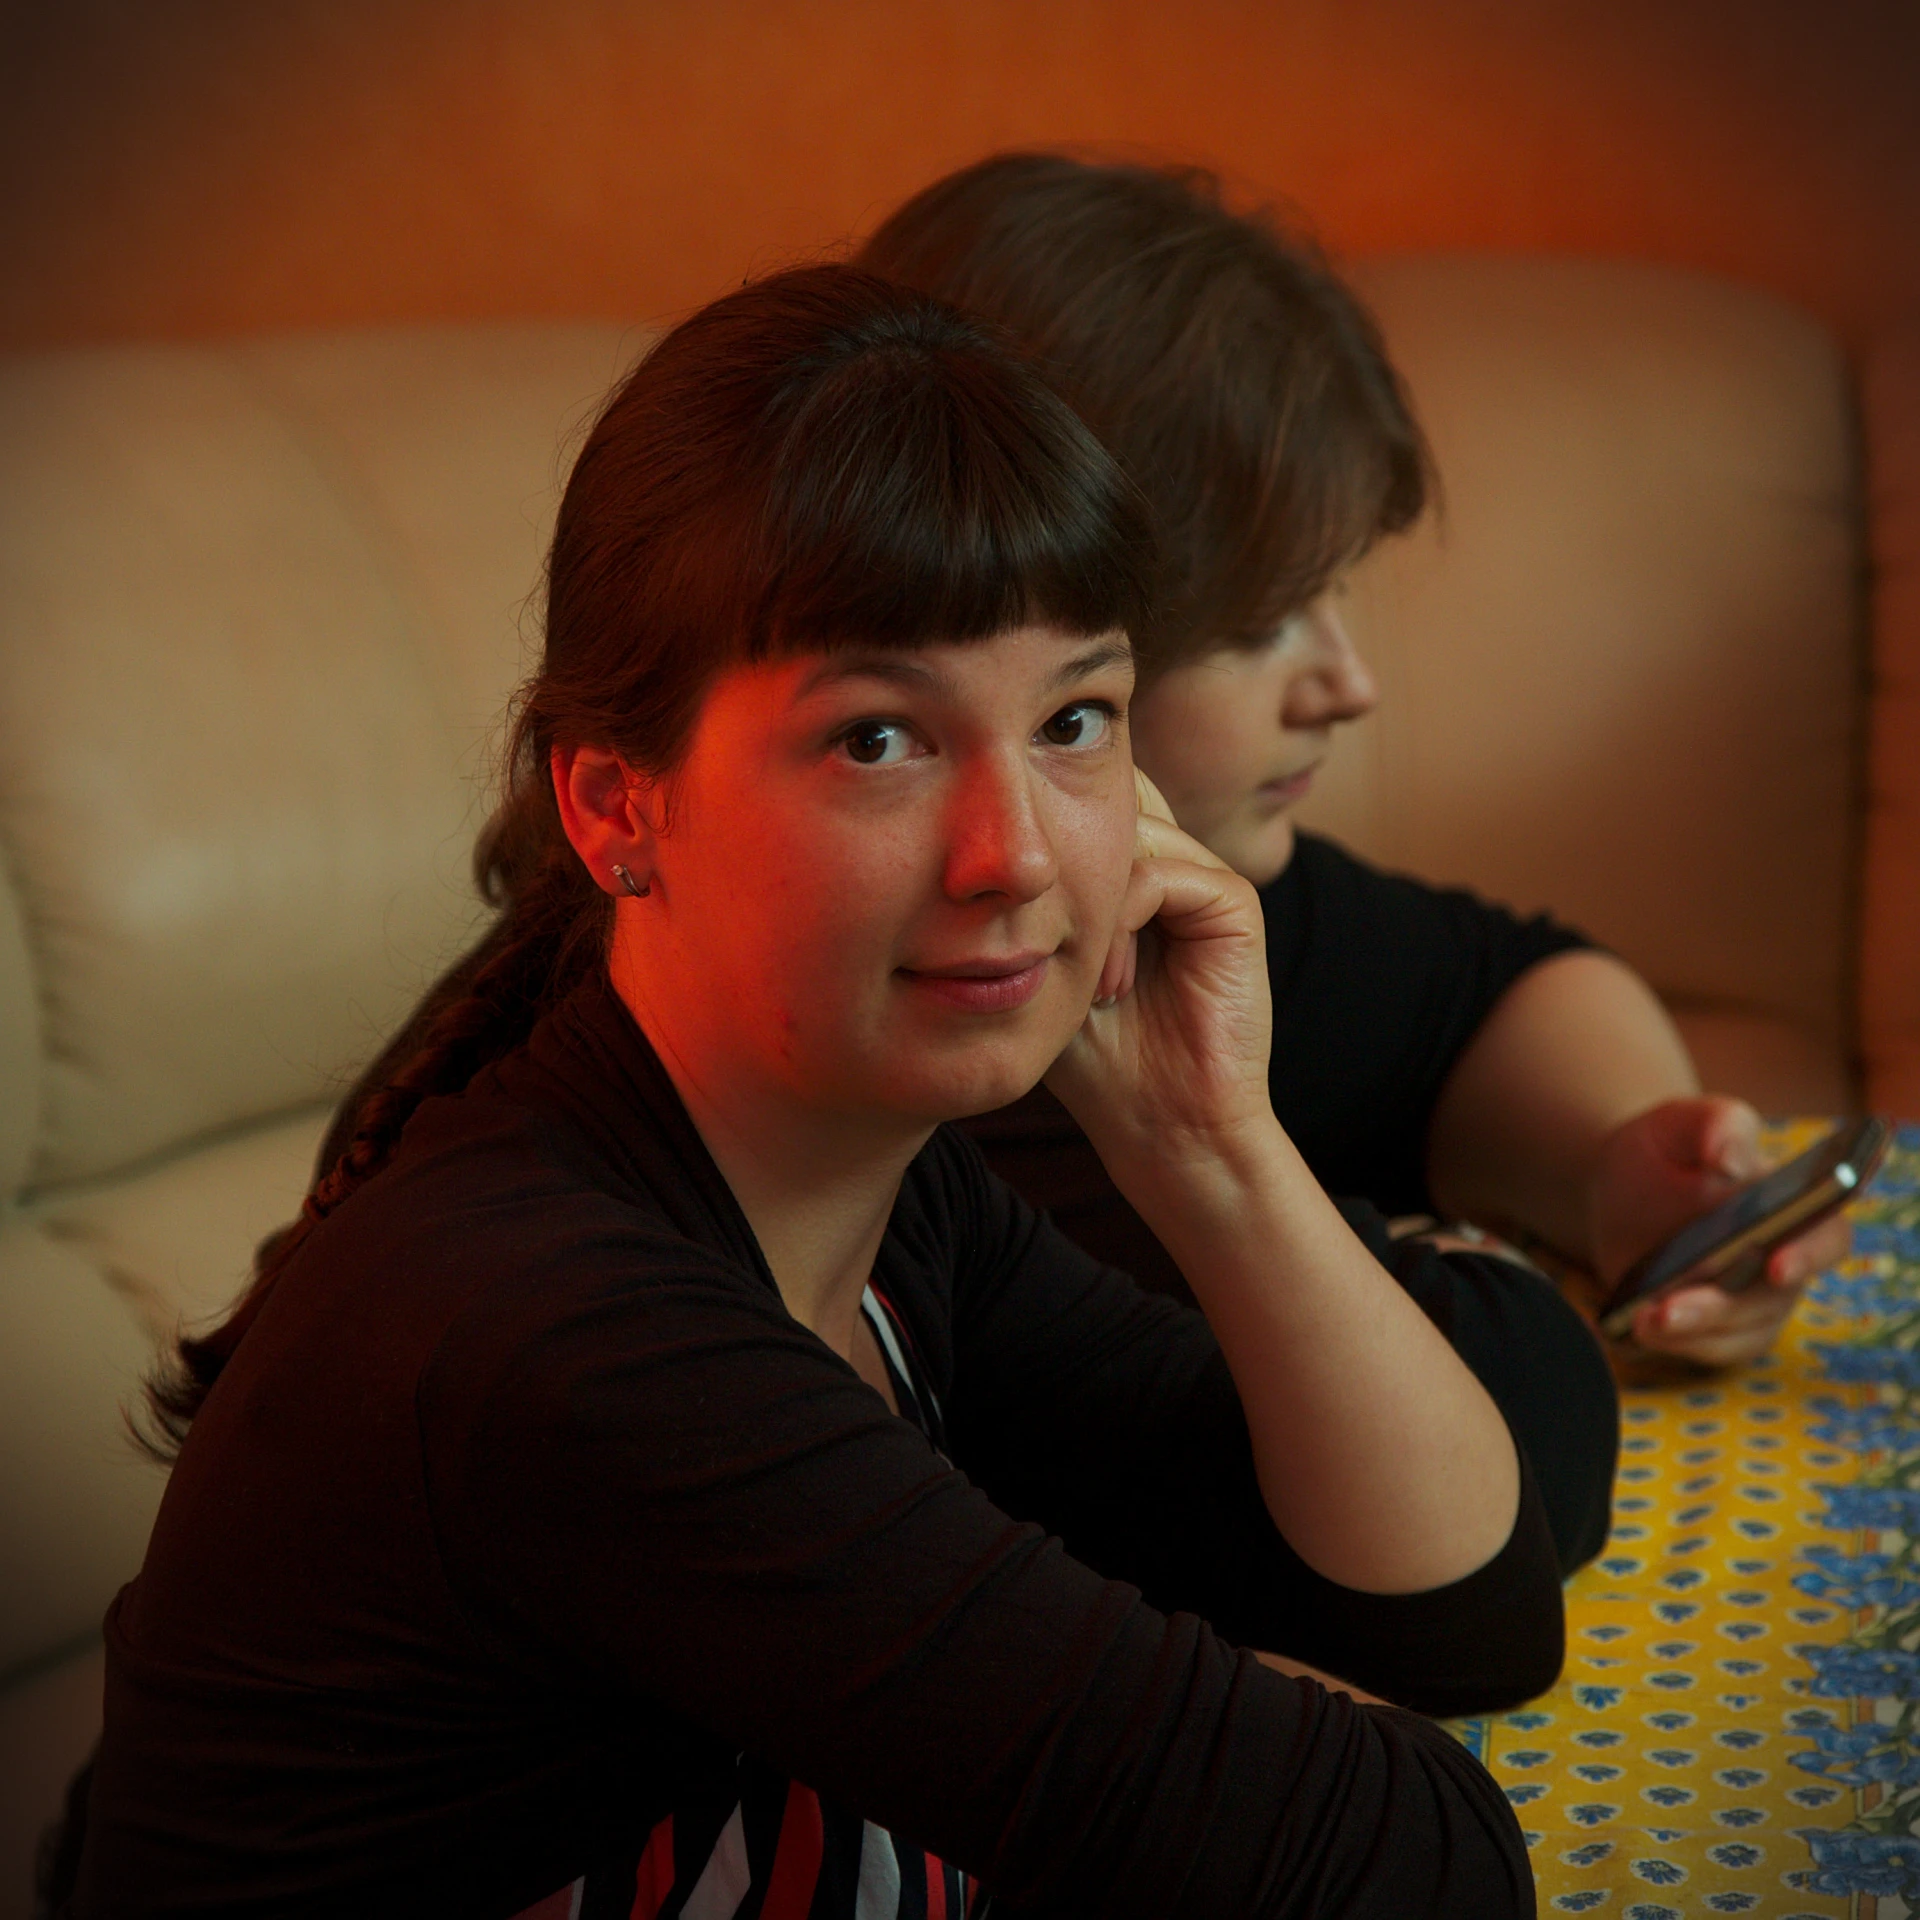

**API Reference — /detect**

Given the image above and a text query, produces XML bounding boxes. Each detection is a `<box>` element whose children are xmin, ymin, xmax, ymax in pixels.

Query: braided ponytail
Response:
<box><xmin>139</xmin><ymin>262</ymin><xmax>1152</xmax><ymax>1459</ymax></box>
<box><xmin>139</xmin><ymin>763</ymin><xmax>606</xmax><ymax>1457</ymax></box>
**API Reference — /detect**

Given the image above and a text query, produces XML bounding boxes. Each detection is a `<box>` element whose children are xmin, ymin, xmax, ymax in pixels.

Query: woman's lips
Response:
<box><xmin>1257</xmin><ymin>764</ymin><xmax>1318</xmax><ymax>806</ymax></box>
<box><xmin>899</xmin><ymin>954</ymin><xmax>1052</xmax><ymax>1013</ymax></box>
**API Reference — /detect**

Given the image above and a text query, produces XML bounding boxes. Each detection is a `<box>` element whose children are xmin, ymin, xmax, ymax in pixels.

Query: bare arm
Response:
<box><xmin>1425</xmin><ymin>948</ymin><xmax>1847</xmax><ymax>1365</ymax></box>
<box><xmin>1048</xmin><ymin>801</ymin><xmax>1520</xmax><ymax>1596</ymax></box>
<box><xmin>1425</xmin><ymin>949</ymin><xmax>1697</xmax><ymax>1261</ymax></box>
<box><xmin>1119</xmin><ymin>1111</ymin><xmax>1521</xmax><ymax>1593</ymax></box>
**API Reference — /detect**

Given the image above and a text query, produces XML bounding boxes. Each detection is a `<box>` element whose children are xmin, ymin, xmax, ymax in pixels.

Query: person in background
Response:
<box><xmin>860</xmin><ymin>153</ymin><xmax>1847</xmax><ymax>1539</ymax></box>
<box><xmin>68</xmin><ymin>266</ymin><xmax>1551</xmax><ymax>1920</ymax></box>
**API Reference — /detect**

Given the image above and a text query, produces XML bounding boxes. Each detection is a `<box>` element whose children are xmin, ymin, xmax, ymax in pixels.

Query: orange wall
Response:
<box><xmin>0</xmin><ymin>0</ymin><xmax>1916</xmax><ymax>354</ymax></box>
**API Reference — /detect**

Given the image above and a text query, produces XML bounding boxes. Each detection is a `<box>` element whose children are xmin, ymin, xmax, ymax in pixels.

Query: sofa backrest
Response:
<box><xmin>0</xmin><ymin>323</ymin><xmax>644</xmax><ymax>1196</ymax></box>
<box><xmin>1306</xmin><ymin>255</ymin><xmax>1862</xmax><ymax>1113</ymax></box>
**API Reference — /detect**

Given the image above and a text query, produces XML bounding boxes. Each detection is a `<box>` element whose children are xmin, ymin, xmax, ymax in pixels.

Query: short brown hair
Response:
<box><xmin>860</xmin><ymin>153</ymin><xmax>1430</xmax><ymax>674</ymax></box>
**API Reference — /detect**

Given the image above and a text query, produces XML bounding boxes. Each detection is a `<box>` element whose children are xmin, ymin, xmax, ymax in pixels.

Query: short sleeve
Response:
<box><xmin>1265</xmin><ymin>834</ymin><xmax>1594</xmax><ymax>1214</ymax></box>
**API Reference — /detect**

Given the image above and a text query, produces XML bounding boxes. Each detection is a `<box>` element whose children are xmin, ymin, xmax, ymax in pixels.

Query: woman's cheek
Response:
<box><xmin>1076</xmin><ymin>790</ymin><xmax>1141</xmax><ymax>946</ymax></box>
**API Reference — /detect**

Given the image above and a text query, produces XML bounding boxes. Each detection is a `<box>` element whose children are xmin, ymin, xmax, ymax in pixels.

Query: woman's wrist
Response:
<box><xmin>1088</xmin><ymin>1109</ymin><xmax>1305</xmax><ymax>1252</ymax></box>
<box><xmin>1100</xmin><ymin>1115</ymin><xmax>1385</xmax><ymax>1335</ymax></box>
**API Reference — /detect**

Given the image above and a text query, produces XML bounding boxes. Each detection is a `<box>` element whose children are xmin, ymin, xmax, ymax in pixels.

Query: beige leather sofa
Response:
<box><xmin>0</xmin><ymin>256</ymin><xmax>1911</xmax><ymax>1912</ymax></box>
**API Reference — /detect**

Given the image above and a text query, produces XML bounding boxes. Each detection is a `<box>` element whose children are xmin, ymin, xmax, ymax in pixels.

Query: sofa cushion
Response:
<box><xmin>0</xmin><ymin>348</ymin><xmax>475</xmax><ymax>1188</ymax></box>
<box><xmin>3</xmin><ymin>1108</ymin><xmax>328</xmax><ymax>1676</ymax></box>
<box><xmin>234</xmin><ymin>323</ymin><xmax>645</xmax><ymax>755</ymax></box>
<box><xmin>37</xmin><ymin>1107</ymin><xmax>330</xmax><ymax>1341</ymax></box>
<box><xmin>0</xmin><ymin>1226</ymin><xmax>168</xmax><ymax>1674</ymax></box>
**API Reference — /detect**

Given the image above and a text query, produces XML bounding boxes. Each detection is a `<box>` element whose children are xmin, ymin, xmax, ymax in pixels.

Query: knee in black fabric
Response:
<box><xmin>1390</xmin><ymin>1247</ymin><xmax>1621</xmax><ymax>1577</ymax></box>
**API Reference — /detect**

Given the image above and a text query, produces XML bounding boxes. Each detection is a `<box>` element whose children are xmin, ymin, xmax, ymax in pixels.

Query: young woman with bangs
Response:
<box><xmin>67</xmin><ymin>267</ymin><xmax>1551</xmax><ymax>1919</ymax></box>
<box><xmin>859</xmin><ymin>153</ymin><xmax>1848</xmax><ymax>1574</ymax></box>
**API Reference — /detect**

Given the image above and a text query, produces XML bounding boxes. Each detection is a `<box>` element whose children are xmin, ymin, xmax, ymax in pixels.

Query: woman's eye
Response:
<box><xmin>840</xmin><ymin>720</ymin><xmax>913</xmax><ymax>766</ymax></box>
<box><xmin>1038</xmin><ymin>703</ymin><xmax>1112</xmax><ymax>749</ymax></box>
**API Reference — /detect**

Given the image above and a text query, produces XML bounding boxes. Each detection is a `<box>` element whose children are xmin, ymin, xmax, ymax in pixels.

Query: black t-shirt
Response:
<box><xmin>77</xmin><ymin>975</ymin><xmax>1555</xmax><ymax>1920</ymax></box>
<box><xmin>964</xmin><ymin>832</ymin><xmax>1592</xmax><ymax>1291</ymax></box>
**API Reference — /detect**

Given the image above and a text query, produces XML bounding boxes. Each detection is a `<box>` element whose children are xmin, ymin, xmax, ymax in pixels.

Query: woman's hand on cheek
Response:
<box><xmin>1044</xmin><ymin>777</ymin><xmax>1275</xmax><ymax>1173</ymax></box>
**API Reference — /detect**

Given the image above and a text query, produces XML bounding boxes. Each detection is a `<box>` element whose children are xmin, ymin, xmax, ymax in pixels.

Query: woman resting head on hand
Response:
<box><xmin>73</xmin><ymin>267</ymin><xmax>1555</xmax><ymax>1920</ymax></box>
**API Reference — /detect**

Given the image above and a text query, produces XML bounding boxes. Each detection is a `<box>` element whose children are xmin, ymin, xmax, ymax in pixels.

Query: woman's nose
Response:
<box><xmin>943</xmin><ymin>756</ymin><xmax>1059</xmax><ymax>905</ymax></box>
<box><xmin>1281</xmin><ymin>602</ymin><xmax>1379</xmax><ymax>730</ymax></box>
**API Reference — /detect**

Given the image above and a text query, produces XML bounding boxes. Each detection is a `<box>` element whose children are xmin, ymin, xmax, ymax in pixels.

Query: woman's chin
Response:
<box><xmin>881</xmin><ymin>1023</ymin><xmax>1079</xmax><ymax>1125</ymax></box>
<box><xmin>870</xmin><ymin>972</ymin><xmax>1090</xmax><ymax>1121</ymax></box>
<box><xmin>1223</xmin><ymin>811</ymin><xmax>1297</xmax><ymax>887</ymax></box>
<box><xmin>909</xmin><ymin>1054</ymin><xmax>1063</xmax><ymax>1124</ymax></box>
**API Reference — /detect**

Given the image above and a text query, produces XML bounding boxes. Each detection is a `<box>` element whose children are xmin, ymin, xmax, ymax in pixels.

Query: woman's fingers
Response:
<box><xmin>1085</xmin><ymin>771</ymin><xmax>1241</xmax><ymax>1008</ymax></box>
<box><xmin>1088</xmin><ymin>854</ymin><xmax>1242</xmax><ymax>1007</ymax></box>
<box><xmin>1133</xmin><ymin>764</ymin><xmax>1178</xmax><ymax>827</ymax></box>
<box><xmin>1092</xmin><ymin>921</ymin><xmax>1135</xmax><ymax>1007</ymax></box>
<box><xmin>1101</xmin><ymin>846</ymin><xmax>1261</xmax><ymax>964</ymax></box>
<box><xmin>1134</xmin><ymin>812</ymin><xmax>1221</xmax><ymax>866</ymax></box>
<box><xmin>1131</xmin><ymin>788</ymin><xmax>1233</xmax><ymax>872</ymax></box>
<box><xmin>1630</xmin><ymin>1273</ymin><xmax>1803</xmax><ymax>1367</ymax></box>
<box><xmin>1767</xmin><ymin>1208</ymin><xmax>1852</xmax><ymax>1287</ymax></box>
<box><xmin>1055</xmin><ymin>838</ymin><xmax>1272</xmax><ymax>1138</ymax></box>
<box><xmin>1699</xmin><ymin>1097</ymin><xmax>1767</xmax><ymax>1183</ymax></box>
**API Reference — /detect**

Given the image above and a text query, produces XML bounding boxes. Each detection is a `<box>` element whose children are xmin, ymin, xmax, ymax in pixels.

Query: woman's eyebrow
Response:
<box><xmin>1047</xmin><ymin>637</ymin><xmax>1135</xmax><ymax>689</ymax></box>
<box><xmin>795</xmin><ymin>655</ymin><xmax>943</xmax><ymax>700</ymax></box>
<box><xmin>794</xmin><ymin>635</ymin><xmax>1134</xmax><ymax>705</ymax></box>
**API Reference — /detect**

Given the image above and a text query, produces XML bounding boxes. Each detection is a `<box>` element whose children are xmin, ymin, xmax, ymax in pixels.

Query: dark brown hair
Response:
<box><xmin>859</xmin><ymin>152</ymin><xmax>1430</xmax><ymax>674</ymax></box>
<box><xmin>142</xmin><ymin>263</ymin><xmax>1153</xmax><ymax>1455</ymax></box>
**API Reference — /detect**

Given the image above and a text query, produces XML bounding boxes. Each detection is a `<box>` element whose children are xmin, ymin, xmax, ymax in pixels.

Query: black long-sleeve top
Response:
<box><xmin>77</xmin><ymin>974</ymin><xmax>1556</xmax><ymax>1919</ymax></box>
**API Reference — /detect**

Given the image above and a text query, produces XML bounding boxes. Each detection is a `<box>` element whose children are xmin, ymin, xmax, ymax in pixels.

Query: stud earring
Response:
<box><xmin>610</xmin><ymin>864</ymin><xmax>650</xmax><ymax>899</ymax></box>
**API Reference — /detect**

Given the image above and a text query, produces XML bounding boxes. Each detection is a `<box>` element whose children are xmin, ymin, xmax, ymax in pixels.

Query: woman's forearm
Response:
<box><xmin>1425</xmin><ymin>949</ymin><xmax>1699</xmax><ymax>1263</ymax></box>
<box><xmin>1108</xmin><ymin>1117</ymin><xmax>1521</xmax><ymax>1596</ymax></box>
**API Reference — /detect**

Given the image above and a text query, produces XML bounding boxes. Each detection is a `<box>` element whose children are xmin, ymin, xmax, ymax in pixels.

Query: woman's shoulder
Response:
<box><xmin>239</xmin><ymin>1046</ymin><xmax>775</xmax><ymax>1440</ymax></box>
<box><xmin>297</xmin><ymin>1085</ymin><xmax>813</xmax><ymax>1490</ymax></box>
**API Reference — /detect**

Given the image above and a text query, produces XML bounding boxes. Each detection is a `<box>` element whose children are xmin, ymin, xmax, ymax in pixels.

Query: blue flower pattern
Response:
<box><xmin>1803</xmin><ymin>1828</ymin><xmax>1920</xmax><ymax>1896</ymax></box>
<box><xmin>1765</xmin><ymin>1130</ymin><xmax>1920</xmax><ymax>1907</ymax></box>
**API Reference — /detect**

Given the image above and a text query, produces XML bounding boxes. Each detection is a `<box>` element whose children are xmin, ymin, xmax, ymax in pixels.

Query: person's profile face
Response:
<box><xmin>639</xmin><ymin>624</ymin><xmax>1139</xmax><ymax>1127</ymax></box>
<box><xmin>1126</xmin><ymin>586</ymin><xmax>1378</xmax><ymax>887</ymax></box>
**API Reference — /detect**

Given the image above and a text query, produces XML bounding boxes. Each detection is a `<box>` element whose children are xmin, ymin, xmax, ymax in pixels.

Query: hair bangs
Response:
<box><xmin>538</xmin><ymin>266</ymin><xmax>1153</xmax><ymax>775</ymax></box>
<box><xmin>738</xmin><ymin>324</ymin><xmax>1154</xmax><ymax>662</ymax></box>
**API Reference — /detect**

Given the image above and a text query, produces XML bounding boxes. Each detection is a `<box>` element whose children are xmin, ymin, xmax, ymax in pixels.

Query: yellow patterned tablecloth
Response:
<box><xmin>1453</xmin><ymin>1121</ymin><xmax>1920</xmax><ymax>1918</ymax></box>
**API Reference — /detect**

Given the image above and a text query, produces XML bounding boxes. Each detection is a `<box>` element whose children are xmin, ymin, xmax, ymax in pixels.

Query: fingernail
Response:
<box><xmin>1092</xmin><ymin>994</ymin><xmax>1118</xmax><ymax>1011</ymax></box>
<box><xmin>1662</xmin><ymin>1295</ymin><xmax>1709</xmax><ymax>1334</ymax></box>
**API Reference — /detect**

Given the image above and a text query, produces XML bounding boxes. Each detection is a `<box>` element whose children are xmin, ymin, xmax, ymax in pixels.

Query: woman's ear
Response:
<box><xmin>552</xmin><ymin>745</ymin><xmax>663</xmax><ymax>898</ymax></box>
